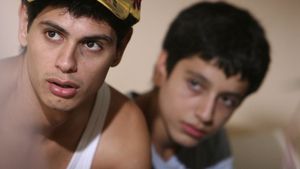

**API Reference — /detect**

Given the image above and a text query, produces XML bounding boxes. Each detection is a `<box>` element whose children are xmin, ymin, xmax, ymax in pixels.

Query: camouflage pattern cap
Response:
<box><xmin>26</xmin><ymin>0</ymin><xmax>141</xmax><ymax>25</ymax></box>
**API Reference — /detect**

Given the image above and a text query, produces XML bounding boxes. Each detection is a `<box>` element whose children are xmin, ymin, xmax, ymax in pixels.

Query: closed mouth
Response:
<box><xmin>181</xmin><ymin>122</ymin><xmax>206</xmax><ymax>139</ymax></box>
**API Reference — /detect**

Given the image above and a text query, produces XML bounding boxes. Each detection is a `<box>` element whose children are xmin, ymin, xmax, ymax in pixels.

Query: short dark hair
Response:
<box><xmin>163</xmin><ymin>2</ymin><xmax>270</xmax><ymax>95</ymax></box>
<box><xmin>21</xmin><ymin>0</ymin><xmax>132</xmax><ymax>47</ymax></box>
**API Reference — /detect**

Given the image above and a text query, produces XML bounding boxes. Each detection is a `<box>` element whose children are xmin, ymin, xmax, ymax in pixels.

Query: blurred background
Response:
<box><xmin>1</xmin><ymin>0</ymin><xmax>299</xmax><ymax>168</ymax></box>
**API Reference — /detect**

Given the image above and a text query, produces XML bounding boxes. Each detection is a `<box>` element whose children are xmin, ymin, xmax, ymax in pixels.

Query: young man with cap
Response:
<box><xmin>0</xmin><ymin>0</ymin><xmax>150</xmax><ymax>168</ymax></box>
<box><xmin>132</xmin><ymin>1</ymin><xmax>270</xmax><ymax>169</ymax></box>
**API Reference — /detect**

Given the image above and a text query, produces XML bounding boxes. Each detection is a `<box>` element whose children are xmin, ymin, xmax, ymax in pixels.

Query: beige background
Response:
<box><xmin>1</xmin><ymin>0</ymin><xmax>300</xmax><ymax>168</ymax></box>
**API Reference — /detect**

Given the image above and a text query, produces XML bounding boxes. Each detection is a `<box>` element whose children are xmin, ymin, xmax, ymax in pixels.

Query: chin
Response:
<box><xmin>44</xmin><ymin>98</ymin><xmax>78</xmax><ymax>113</ymax></box>
<box><xmin>48</xmin><ymin>104</ymin><xmax>75</xmax><ymax>113</ymax></box>
<box><xmin>179</xmin><ymin>140</ymin><xmax>199</xmax><ymax>148</ymax></box>
<box><xmin>173</xmin><ymin>134</ymin><xmax>199</xmax><ymax>148</ymax></box>
<box><xmin>53</xmin><ymin>105</ymin><xmax>75</xmax><ymax>112</ymax></box>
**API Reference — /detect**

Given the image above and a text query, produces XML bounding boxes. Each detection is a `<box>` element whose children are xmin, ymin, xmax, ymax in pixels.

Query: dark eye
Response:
<box><xmin>46</xmin><ymin>31</ymin><xmax>61</xmax><ymax>41</ymax></box>
<box><xmin>220</xmin><ymin>95</ymin><xmax>239</xmax><ymax>109</ymax></box>
<box><xmin>187</xmin><ymin>79</ymin><xmax>202</xmax><ymax>92</ymax></box>
<box><xmin>84</xmin><ymin>41</ymin><xmax>102</xmax><ymax>51</ymax></box>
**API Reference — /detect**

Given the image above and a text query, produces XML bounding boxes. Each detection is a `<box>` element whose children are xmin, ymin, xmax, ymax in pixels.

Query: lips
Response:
<box><xmin>181</xmin><ymin>122</ymin><xmax>206</xmax><ymax>139</ymax></box>
<box><xmin>47</xmin><ymin>78</ymin><xmax>79</xmax><ymax>99</ymax></box>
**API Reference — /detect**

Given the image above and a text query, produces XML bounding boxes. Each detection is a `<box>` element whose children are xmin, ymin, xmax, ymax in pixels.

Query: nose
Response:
<box><xmin>55</xmin><ymin>44</ymin><xmax>78</xmax><ymax>73</ymax></box>
<box><xmin>195</xmin><ymin>96</ymin><xmax>216</xmax><ymax>125</ymax></box>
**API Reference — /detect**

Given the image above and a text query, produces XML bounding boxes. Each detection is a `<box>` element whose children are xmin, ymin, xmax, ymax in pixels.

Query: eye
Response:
<box><xmin>187</xmin><ymin>78</ymin><xmax>202</xmax><ymax>92</ymax></box>
<box><xmin>219</xmin><ymin>95</ymin><xmax>240</xmax><ymax>109</ymax></box>
<box><xmin>46</xmin><ymin>31</ymin><xmax>62</xmax><ymax>41</ymax></box>
<box><xmin>83</xmin><ymin>41</ymin><xmax>102</xmax><ymax>51</ymax></box>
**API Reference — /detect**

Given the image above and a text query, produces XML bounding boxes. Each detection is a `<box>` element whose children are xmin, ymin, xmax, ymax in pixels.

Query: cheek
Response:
<box><xmin>213</xmin><ymin>111</ymin><xmax>233</xmax><ymax>128</ymax></box>
<box><xmin>27</xmin><ymin>53</ymin><xmax>47</xmax><ymax>78</ymax></box>
<box><xmin>159</xmin><ymin>87</ymin><xmax>192</xmax><ymax>121</ymax></box>
<box><xmin>27</xmin><ymin>38</ymin><xmax>55</xmax><ymax>68</ymax></box>
<box><xmin>79</xmin><ymin>62</ymin><xmax>110</xmax><ymax>89</ymax></box>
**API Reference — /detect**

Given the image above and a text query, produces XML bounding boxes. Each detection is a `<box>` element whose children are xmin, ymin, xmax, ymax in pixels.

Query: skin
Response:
<box><xmin>135</xmin><ymin>51</ymin><xmax>249</xmax><ymax>160</ymax></box>
<box><xmin>0</xmin><ymin>4</ymin><xmax>150</xmax><ymax>169</ymax></box>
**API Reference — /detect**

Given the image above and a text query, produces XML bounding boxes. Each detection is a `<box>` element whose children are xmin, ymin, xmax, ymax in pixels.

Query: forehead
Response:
<box><xmin>31</xmin><ymin>6</ymin><xmax>116</xmax><ymax>39</ymax></box>
<box><xmin>171</xmin><ymin>56</ymin><xmax>249</xmax><ymax>95</ymax></box>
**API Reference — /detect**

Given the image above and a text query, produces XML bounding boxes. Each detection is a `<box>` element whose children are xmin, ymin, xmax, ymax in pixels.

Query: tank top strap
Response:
<box><xmin>67</xmin><ymin>82</ymin><xmax>111</xmax><ymax>169</ymax></box>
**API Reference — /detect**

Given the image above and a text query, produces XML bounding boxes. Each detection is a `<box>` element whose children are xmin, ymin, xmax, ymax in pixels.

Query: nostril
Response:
<box><xmin>55</xmin><ymin>60</ymin><xmax>77</xmax><ymax>73</ymax></box>
<box><xmin>203</xmin><ymin>121</ymin><xmax>213</xmax><ymax>126</ymax></box>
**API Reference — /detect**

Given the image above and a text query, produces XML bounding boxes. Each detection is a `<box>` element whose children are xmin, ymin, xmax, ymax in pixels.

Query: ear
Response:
<box><xmin>18</xmin><ymin>3</ymin><xmax>29</xmax><ymax>47</ymax></box>
<box><xmin>110</xmin><ymin>28</ymin><xmax>133</xmax><ymax>67</ymax></box>
<box><xmin>152</xmin><ymin>50</ymin><xmax>168</xmax><ymax>87</ymax></box>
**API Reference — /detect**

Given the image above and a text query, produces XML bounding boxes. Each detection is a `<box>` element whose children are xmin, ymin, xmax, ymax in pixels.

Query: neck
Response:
<box><xmin>152</xmin><ymin>114</ymin><xmax>179</xmax><ymax>160</ymax></box>
<box><xmin>39</xmin><ymin>96</ymin><xmax>95</xmax><ymax>137</ymax></box>
<box><xmin>136</xmin><ymin>89</ymin><xmax>178</xmax><ymax>160</ymax></box>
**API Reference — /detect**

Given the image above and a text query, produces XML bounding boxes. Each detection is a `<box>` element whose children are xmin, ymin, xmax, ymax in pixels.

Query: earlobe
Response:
<box><xmin>18</xmin><ymin>4</ymin><xmax>29</xmax><ymax>47</ymax></box>
<box><xmin>153</xmin><ymin>50</ymin><xmax>168</xmax><ymax>87</ymax></box>
<box><xmin>111</xmin><ymin>28</ymin><xmax>133</xmax><ymax>67</ymax></box>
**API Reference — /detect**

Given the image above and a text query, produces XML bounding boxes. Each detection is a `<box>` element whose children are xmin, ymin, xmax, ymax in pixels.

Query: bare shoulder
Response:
<box><xmin>0</xmin><ymin>56</ymin><xmax>22</xmax><ymax>80</ymax></box>
<box><xmin>0</xmin><ymin>55</ymin><xmax>21</xmax><ymax>69</ymax></box>
<box><xmin>92</xmin><ymin>86</ymin><xmax>151</xmax><ymax>169</ymax></box>
<box><xmin>0</xmin><ymin>56</ymin><xmax>21</xmax><ymax>100</ymax></box>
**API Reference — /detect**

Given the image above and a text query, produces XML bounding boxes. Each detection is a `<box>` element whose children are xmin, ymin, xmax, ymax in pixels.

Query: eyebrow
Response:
<box><xmin>186</xmin><ymin>70</ymin><xmax>245</xmax><ymax>99</ymax></box>
<box><xmin>40</xmin><ymin>21</ymin><xmax>69</xmax><ymax>35</ymax></box>
<box><xmin>186</xmin><ymin>70</ymin><xmax>211</xmax><ymax>86</ymax></box>
<box><xmin>81</xmin><ymin>35</ymin><xmax>113</xmax><ymax>44</ymax></box>
<box><xmin>220</xmin><ymin>92</ymin><xmax>244</xmax><ymax>100</ymax></box>
<box><xmin>39</xmin><ymin>21</ymin><xmax>113</xmax><ymax>43</ymax></box>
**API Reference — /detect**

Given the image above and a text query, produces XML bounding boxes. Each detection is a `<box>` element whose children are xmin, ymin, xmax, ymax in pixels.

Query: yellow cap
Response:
<box><xmin>26</xmin><ymin>0</ymin><xmax>141</xmax><ymax>24</ymax></box>
<box><xmin>98</xmin><ymin>0</ymin><xmax>140</xmax><ymax>22</ymax></box>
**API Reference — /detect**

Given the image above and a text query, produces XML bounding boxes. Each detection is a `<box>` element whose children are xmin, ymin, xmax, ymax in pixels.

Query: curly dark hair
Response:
<box><xmin>21</xmin><ymin>0</ymin><xmax>133</xmax><ymax>47</ymax></box>
<box><xmin>163</xmin><ymin>2</ymin><xmax>270</xmax><ymax>95</ymax></box>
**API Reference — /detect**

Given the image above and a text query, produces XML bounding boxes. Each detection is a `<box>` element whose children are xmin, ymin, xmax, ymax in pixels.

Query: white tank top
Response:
<box><xmin>67</xmin><ymin>83</ymin><xmax>110</xmax><ymax>169</ymax></box>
